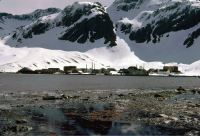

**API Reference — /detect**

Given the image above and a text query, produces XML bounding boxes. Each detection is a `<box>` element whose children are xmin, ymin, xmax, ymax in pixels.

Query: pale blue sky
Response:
<box><xmin>0</xmin><ymin>0</ymin><xmax>114</xmax><ymax>14</ymax></box>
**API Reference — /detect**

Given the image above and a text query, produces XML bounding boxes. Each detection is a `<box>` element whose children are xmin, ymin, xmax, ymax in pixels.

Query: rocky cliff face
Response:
<box><xmin>1</xmin><ymin>0</ymin><xmax>200</xmax><ymax>65</ymax></box>
<box><xmin>5</xmin><ymin>2</ymin><xmax>116</xmax><ymax>48</ymax></box>
<box><xmin>3</xmin><ymin>0</ymin><xmax>200</xmax><ymax>49</ymax></box>
<box><xmin>0</xmin><ymin>8</ymin><xmax>61</xmax><ymax>21</ymax></box>
<box><xmin>0</xmin><ymin>8</ymin><xmax>61</xmax><ymax>36</ymax></box>
<box><xmin>109</xmin><ymin>0</ymin><xmax>200</xmax><ymax>48</ymax></box>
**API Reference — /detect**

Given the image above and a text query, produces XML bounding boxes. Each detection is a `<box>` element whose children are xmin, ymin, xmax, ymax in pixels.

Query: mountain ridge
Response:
<box><xmin>0</xmin><ymin>7</ymin><xmax>61</xmax><ymax>36</ymax></box>
<box><xmin>0</xmin><ymin>8</ymin><xmax>61</xmax><ymax>21</ymax></box>
<box><xmin>3</xmin><ymin>2</ymin><xmax>117</xmax><ymax>50</ymax></box>
<box><xmin>107</xmin><ymin>0</ymin><xmax>200</xmax><ymax>63</ymax></box>
<box><xmin>1</xmin><ymin>1</ymin><xmax>200</xmax><ymax>75</ymax></box>
<box><xmin>108</xmin><ymin>0</ymin><xmax>200</xmax><ymax>46</ymax></box>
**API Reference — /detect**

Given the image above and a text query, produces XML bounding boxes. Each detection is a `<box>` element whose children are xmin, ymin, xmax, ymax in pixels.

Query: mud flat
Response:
<box><xmin>0</xmin><ymin>88</ymin><xmax>200</xmax><ymax>135</ymax></box>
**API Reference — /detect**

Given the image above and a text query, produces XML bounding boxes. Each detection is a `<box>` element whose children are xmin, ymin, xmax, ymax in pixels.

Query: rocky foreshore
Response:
<box><xmin>0</xmin><ymin>87</ymin><xmax>200</xmax><ymax>135</ymax></box>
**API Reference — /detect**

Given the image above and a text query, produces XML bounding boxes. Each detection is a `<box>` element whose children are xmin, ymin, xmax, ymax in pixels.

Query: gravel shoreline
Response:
<box><xmin>0</xmin><ymin>88</ymin><xmax>200</xmax><ymax>135</ymax></box>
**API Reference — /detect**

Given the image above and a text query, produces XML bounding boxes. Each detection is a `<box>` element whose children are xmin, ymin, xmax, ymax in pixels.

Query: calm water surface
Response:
<box><xmin>0</xmin><ymin>74</ymin><xmax>200</xmax><ymax>91</ymax></box>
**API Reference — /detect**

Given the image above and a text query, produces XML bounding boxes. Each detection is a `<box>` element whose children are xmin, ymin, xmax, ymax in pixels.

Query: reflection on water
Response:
<box><xmin>25</xmin><ymin>103</ymin><xmax>164</xmax><ymax>136</ymax></box>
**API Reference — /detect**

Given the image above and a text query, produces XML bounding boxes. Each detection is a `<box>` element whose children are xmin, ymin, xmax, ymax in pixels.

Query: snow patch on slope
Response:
<box><xmin>108</xmin><ymin>0</ymin><xmax>200</xmax><ymax>64</ymax></box>
<box><xmin>0</xmin><ymin>38</ymin><xmax>154</xmax><ymax>73</ymax></box>
<box><xmin>117</xmin><ymin>24</ymin><xmax>200</xmax><ymax>64</ymax></box>
<box><xmin>181</xmin><ymin>61</ymin><xmax>200</xmax><ymax>76</ymax></box>
<box><xmin>0</xmin><ymin>19</ymin><xmax>31</xmax><ymax>37</ymax></box>
<box><xmin>0</xmin><ymin>40</ymin><xmax>108</xmax><ymax>72</ymax></box>
<box><xmin>87</xmin><ymin>37</ymin><xmax>145</xmax><ymax>68</ymax></box>
<box><xmin>1</xmin><ymin>38</ymin><xmax>200</xmax><ymax>76</ymax></box>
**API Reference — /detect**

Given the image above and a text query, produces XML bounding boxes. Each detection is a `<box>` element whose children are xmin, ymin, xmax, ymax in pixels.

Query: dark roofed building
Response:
<box><xmin>163</xmin><ymin>66</ymin><xmax>179</xmax><ymax>73</ymax></box>
<box><xmin>17</xmin><ymin>67</ymin><xmax>37</xmax><ymax>74</ymax></box>
<box><xmin>48</xmin><ymin>68</ymin><xmax>61</xmax><ymax>74</ymax></box>
<box><xmin>64</xmin><ymin>66</ymin><xmax>78</xmax><ymax>74</ymax></box>
<box><xmin>119</xmin><ymin>66</ymin><xmax>148</xmax><ymax>76</ymax></box>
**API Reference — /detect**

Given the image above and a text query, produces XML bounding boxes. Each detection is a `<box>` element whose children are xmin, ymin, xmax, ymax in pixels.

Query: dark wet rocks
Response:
<box><xmin>0</xmin><ymin>118</ymin><xmax>32</xmax><ymax>135</ymax></box>
<box><xmin>146</xmin><ymin>114</ymin><xmax>200</xmax><ymax>136</ymax></box>
<box><xmin>1</xmin><ymin>88</ymin><xmax>200</xmax><ymax>135</ymax></box>
<box><xmin>15</xmin><ymin>119</ymin><xmax>28</xmax><ymax>124</ymax></box>
<box><xmin>8</xmin><ymin>124</ymin><xmax>32</xmax><ymax>133</ymax></box>
<box><xmin>185</xmin><ymin>130</ymin><xmax>200</xmax><ymax>136</ymax></box>
<box><xmin>135</xmin><ymin>110</ymin><xmax>162</xmax><ymax>119</ymax></box>
<box><xmin>187</xmin><ymin>103</ymin><xmax>200</xmax><ymax>108</ymax></box>
<box><xmin>190</xmin><ymin>89</ymin><xmax>200</xmax><ymax>95</ymax></box>
<box><xmin>175</xmin><ymin>86</ymin><xmax>200</xmax><ymax>95</ymax></box>
<box><xmin>79</xmin><ymin>96</ymin><xmax>90</xmax><ymax>101</ymax></box>
<box><xmin>42</xmin><ymin>94</ymin><xmax>69</xmax><ymax>100</ymax></box>
<box><xmin>153</xmin><ymin>93</ymin><xmax>167</xmax><ymax>101</ymax></box>
<box><xmin>154</xmin><ymin>93</ymin><xmax>163</xmax><ymax>98</ymax></box>
<box><xmin>176</xmin><ymin>86</ymin><xmax>187</xmax><ymax>94</ymax></box>
<box><xmin>42</xmin><ymin>93</ymin><xmax>81</xmax><ymax>101</ymax></box>
<box><xmin>118</xmin><ymin>94</ymin><xmax>125</xmax><ymax>97</ymax></box>
<box><xmin>42</xmin><ymin>96</ymin><xmax>62</xmax><ymax>100</ymax></box>
<box><xmin>42</xmin><ymin>95</ymin><xmax>61</xmax><ymax>100</ymax></box>
<box><xmin>66</xmin><ymin>95</ymin><xmax>80</xmax><ymax>99</ymax></box>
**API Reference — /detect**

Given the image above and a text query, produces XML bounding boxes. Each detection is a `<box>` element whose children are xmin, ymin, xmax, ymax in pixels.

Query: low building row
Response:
<box><xmin>149</xmin><ymin>66</ymin><xmax>181</xmax><ymax>76</ymax></box>
<box><xmin>17</xmin><ymin>66</ymin><xmax>149</xmax><ymax>76</ymax></box>
<box><xmin>17</xmin><ymin>65</ymin><xmax>181</xmax><ymax>76</ymax></box>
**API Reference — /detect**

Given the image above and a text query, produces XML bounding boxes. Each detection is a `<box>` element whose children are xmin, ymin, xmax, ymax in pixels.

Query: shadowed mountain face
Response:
<box><xmin>1</xmin><ymin>0</ymin><xmax>200</xmax><ymax>65</ymax></box>
<box><xmin>0</xmin><ymin>8</ymin><xmax>61</xmax><ymax>36</ymax></box>
<box><xmin>59</xmin><ymin>2</ymin><xmax>116</xmax><ymax>46</ymax></box>
<box><xmin>5</xmin><ymin>2</ymin><xmax>117</xmax><ymax>48</ymax></box>
<box><xmin>0</xmin><ymin>8</ymin><xmax>61</xmax><ymax>21</ymax></box>
<box><xmin>109</xmin><ymin>0</ymin><xmax>200</xmax><ymax>48</ymax></box>
<box><xmin>2</xmin><ymin>0</ymin><xmax>200</xmax><ymax>49</ymax></box>
<box><xmin>112</xmin><ymin>0</ymin><xmax>145</xmax><ymax>12</ymax></box>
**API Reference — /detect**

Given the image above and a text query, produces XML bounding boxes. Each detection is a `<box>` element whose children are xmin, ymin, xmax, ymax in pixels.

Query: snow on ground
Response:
<box><xmin>1</xmin><ymin>37</ymin><xmax>200</xmax><ymax>76</ymax></box>
<box><xmin>108</xmin><ymin>0</ymin><xmax>200</xmax><ymax>64</ymax></box>
<box><xmin>0</xmin><ymin>37</ymin><xmax>146</xmax><ymax>72</ymax></box>
<box><xmin>3</xmin><ymin>26</ymin><xmax>106</xmax><ymax>52</ymax></box>
<box><xmin>117</xmin><ymin>25</ymin><xmax>200</xmax><ymax>64</ymax></box>
<box><xmin>180</xmin><ymin>61</ymin><xmax>200</xmax><ymax>76</ymax></box>
<box><xmin>0</xmin><ymin>18</ymin><xmax>31</xmax><ymax>37</ymax></box>
<box><xmin>86</xmin><ymin>37</ymin><xmax>145</xmax><ymax>68</ymax></box>
<box><xmin>0</xmin><ymin>37</ymin><xmax>147</xmax><ymax>72</ymax></box>
<box><xmin>1</xmin><ymin>1</ymin><xmax>200</xmax><ymax>75</ymax></box>
<box><xmin>0</xmin><ymin>40</ymin><xmax>108</xmax><ymax>72</ymax></box>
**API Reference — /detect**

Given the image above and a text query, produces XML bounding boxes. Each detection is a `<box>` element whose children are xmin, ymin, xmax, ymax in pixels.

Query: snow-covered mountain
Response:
<box><xmin>1</xmin><ymin>1</ymin><xmax>200</xmax><ymax>75</ymax></box>
<box><xmin>0</xmin><ymin>40</ymin><xmax>107</xmax><ymax>72</ymax></box>
<box><xmin>3</xmin><ymin>2</ymin><xmax>116</xmax><ymax>51</ymax></box>
<box><xmin>2</xmin><ymin>37</ymin><xmax>199</xmax><ymax>75</ymax></box>
<box><xmin>108</xmin><ymin>0</ymin><xmax>200</xmax><ymax>43</ymax></box>
<box><xmin>0</xmin><ymin>8</ymin><xmax>61</xmax><ymax>36</ymax></box>
<box><xmin>108</xmin><ymin>0</ymin><xmax>200</xmax><ymax>63</ymax></box>
<box><xmin>0</xmin><ymin>37</ymin><xmax>145</xmax><ymax>72</ymax></box>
